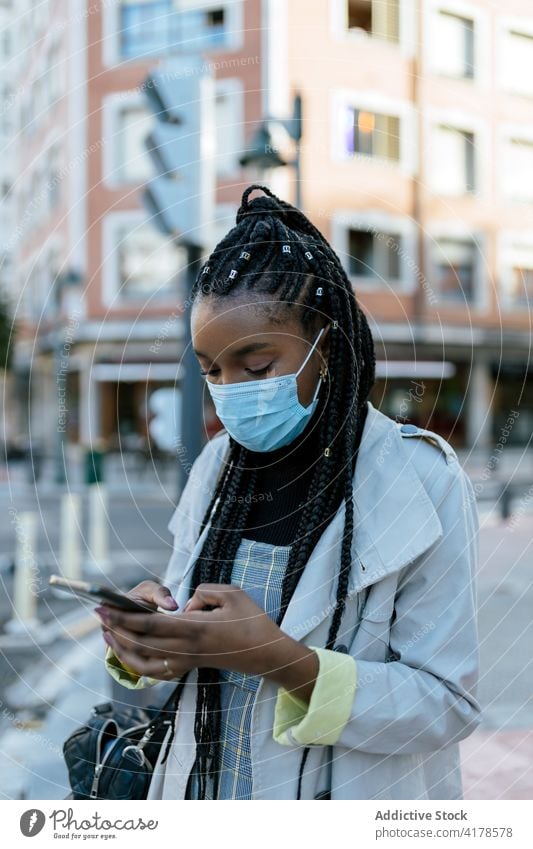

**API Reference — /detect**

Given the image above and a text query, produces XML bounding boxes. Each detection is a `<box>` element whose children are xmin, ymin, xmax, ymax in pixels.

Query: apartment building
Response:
<box><xmin>281</xmin><ymin>0</ymin><xmax>533</xmax><ymax>448</ymax></box>
<box><xmin>0</xmin><ymin>0</ymin><xmax>268</xmax><ymax>457</ymax></box>
<box><xmin>1</xmin><ymin>0</ymin><xmax>532</xmax><ymax>459</ymax></box>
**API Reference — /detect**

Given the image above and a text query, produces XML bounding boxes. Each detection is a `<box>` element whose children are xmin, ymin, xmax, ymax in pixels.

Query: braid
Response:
<box><xmin>187</xmin><ymin>184</ymin><xmax>375</xmax><ymax>798</ymax></box>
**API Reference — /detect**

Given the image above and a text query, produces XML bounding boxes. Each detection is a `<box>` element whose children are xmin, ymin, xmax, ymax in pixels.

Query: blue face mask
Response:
<box><xmin>205</xmin><ymin>325</ymin><xmax>328</xmax><ymax>452</ymax></box>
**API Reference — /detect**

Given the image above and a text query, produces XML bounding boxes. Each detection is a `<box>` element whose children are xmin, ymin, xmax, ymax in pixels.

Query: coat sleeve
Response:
<box><xmin>294</xmin><ymin>460</ymin><xmax>481</xmax><ymax>754</ymax></box>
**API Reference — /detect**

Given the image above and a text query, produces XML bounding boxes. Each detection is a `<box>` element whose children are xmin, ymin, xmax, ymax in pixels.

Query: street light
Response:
<box><xmin>239</xmin><ymin>93</ymin><xmax>303</xmax><ymax>208</ymax></box>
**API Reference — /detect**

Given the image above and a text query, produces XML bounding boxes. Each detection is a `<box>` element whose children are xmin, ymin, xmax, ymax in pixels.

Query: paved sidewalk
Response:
<box><xmin>461</xmin><ymin>729</ymin><xmax>533</xmax><ymax>799</ymax></box>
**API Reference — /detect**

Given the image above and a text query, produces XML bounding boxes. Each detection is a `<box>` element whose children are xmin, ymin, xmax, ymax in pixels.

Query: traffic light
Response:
<box><xmin>142</xmin><ymin>55</ymin><xmax>215</xmax><ymax>248</ymax></box>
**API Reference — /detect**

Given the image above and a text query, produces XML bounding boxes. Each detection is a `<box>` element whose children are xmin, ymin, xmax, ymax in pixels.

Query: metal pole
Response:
<box><xmin>54</xmin><ymin>322</ymin><xmax>67</xmax><ymax>485</ymax></box>
<box><xmin>177</xmin><ymin>242</ymin><xmax>204</xmax><ymax>499</ymax></box>
<box><xmin>293</xmin><ymin>93</ymin><xmax>302</xmax><ymax>210</ymax></box>
<box><xmin>294</xmin><ymin>142</ymin><xmax>302</xmax><ymax>210</ymax></box>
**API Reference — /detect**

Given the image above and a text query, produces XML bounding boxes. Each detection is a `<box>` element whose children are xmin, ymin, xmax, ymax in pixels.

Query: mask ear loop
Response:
<box><xmin>296</xmin><ymin>325</ymin><xmax>330</xmax><ymax>411</ymax></box>
<box><xmin>296</xmin><ymin>324</ymin><xmax>334</xmax><ymax>457</ymax></box>
<box><xmin>295</xmin><ymin>325</ymin><xmax>326</xmax><ymax>379</ymax></box>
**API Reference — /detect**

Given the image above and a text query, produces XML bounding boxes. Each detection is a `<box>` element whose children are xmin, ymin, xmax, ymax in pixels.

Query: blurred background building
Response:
<box><xmin>0</xmin><ymin>0</ymin><xmax>532</xmax><ymax>469</ymax></box>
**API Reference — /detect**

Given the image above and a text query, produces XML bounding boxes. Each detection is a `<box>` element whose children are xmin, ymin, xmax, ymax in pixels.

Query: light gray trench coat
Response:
<box><xmin>133</xmin><ymin>401</ymin><xmax>481</xmax><ymax>800</ymax></box>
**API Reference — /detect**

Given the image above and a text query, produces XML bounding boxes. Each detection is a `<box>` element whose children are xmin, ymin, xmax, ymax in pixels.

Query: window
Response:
<box><xmin>47</xmin><ymin>145</ymin><xmax>61</xmax><ymax>210</ymax></box>
<box><xmin>119</xmin><ymin>0</ymin><xmax>229</xmax><ymax>60</ymax></box>
<box><xmin>502</xmin><ymin>137</ymin><xmax>533</xmax><ymax>202</ymax></box>
<box><xmin>501</xmin><ymin>29</ymin><xmax>533</xmax><ymax>98</ymax></box>
<box><xmin>500</xmin><ymin>239</ymin><xmax>533</xmax><ymax>308</ymax></box>
<box><xmin>432</xmin><ymin>11</ymin><xmax>474</xmax><ymax>79</ymax></box>
<box><xmin>214</xmin><ymin>82</ymin><xmax>243</xmax><ymax>177</ymax></box>
<box><xmin>115</xmin><ymin>219</ymin><xmax>185</xmax><ymax>300</ymax></box>
<box><xmin>432</xmin><ymin>238</ymin><xmax>477</xmax><ymax>302</ymax></box>
<box><xmin>343</xmin><ymin>106</ymin><xmax>400</xmax><ymax>161</ymax></box>
<box><xmin>348</xmin><ymin>228</ymin><xmax>401</xmax><ymax>282</ymax></box>
<box><xmin>345</xmin><ymin>0</ymin><xmax>399</xmax><ymax>43</ymax></box>
<box><xmin>47</xmin><ymin>41</ymin><xmax>63</xmax><ymax>106</ymax></box>
<box><xmin>115</xmin><ymin>104</ymin><xmax>153</xmax><ymax>183</ymax></box>
<box><xmin>1</xmin><ymin>86</ymin><xmax>13</xmax><ymax>135</ymax></box>
<box><xmin>509</xmin><ymin>266</ymin><xmax>533</xmax><ymax>305</ymax></box>
<box><xmin>431</xmin><ymin>125</ymin><xmax>475</xmax><ymax>195</ymax></box>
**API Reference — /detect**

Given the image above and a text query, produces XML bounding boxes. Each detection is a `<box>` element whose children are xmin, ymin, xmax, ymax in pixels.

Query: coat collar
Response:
<box><xmin>174</xmin><ymin>403</ymin><xmax>443</xmax><ymax>642</ymax></box>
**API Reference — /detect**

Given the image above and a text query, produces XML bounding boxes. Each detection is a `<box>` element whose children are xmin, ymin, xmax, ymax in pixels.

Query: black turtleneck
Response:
<box><xmin>237</xmin><ymin>400</ymin><xmax>367</xmax><ymax>547</ymax></box>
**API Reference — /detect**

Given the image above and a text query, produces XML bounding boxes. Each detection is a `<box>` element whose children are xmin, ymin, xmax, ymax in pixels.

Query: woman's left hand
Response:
<box><xmin>98</xmin><ymin>584</ymin><xmax>317</xmax><ymax>697</ymax></box>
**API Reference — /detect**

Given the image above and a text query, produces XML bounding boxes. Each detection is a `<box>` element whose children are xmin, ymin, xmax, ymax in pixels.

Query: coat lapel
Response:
<box><xmin>279</xmin><ymin>403</ymin><xmax>444</xmax><ymax>641</ymax></box>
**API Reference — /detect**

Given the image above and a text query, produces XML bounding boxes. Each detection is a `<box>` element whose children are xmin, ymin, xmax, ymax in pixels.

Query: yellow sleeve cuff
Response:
<box><xmin>104</xmin><ymin>647</ymin><xmax>160</xmax><ymax>690</ymax></box>
<box><xmin>273</xmin><ymin>646</ymin><xmax>357</xmax><ymax>747</ymax></box>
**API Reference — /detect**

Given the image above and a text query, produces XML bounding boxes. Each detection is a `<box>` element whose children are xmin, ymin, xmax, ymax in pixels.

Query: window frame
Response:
<box><xmin>331</xmin><ymin>209</ymin><xmax>417</xmax><ymax>294</ymax></box>
<box><xmin>103</xmin><ymin>0</ymin><xmax>244</xmax><ymax>67</ymax></box>
<box><xmin>424</xmin><ymin>0</ymin><xmax>489</xmax><ymax>89</ymax></box>
<box><xmin>101</xmin><ymin>210</ymin><xmax>187</xmax><ymax>307</ymax></box>
<box><xmin>329</xmin><ymin>0</ymin><xmax>416</xmax><ymax>58</ymax></box>
<box><xmin>425</xmin><ymin>107</ymin><xmax>488</xmax><ymax>199</ymax></box>
<box><xmin>331</xmin><ymin>88</ymin><xmax>416</xmax><ymax>175</ymax></box>
<box><xmin>425</xmin><ymin>224</ymin><xmax>488</xmax><ymax>310</ymax></box>
<box><xmin>497</xmin><ymin>15</ymin><xmax>533</xmax><ymax>100</ymax></box>
<box><xmin>497</xmin><ymin>122</ymin><xmax>533</xmax><ymax>204</ymax></box>
<box><xmin>497</xmin><ymin>229</ymin><xmax>533</xmax><ymax>313</ymax></box>
<box><xmin>102</xmin><ymin>90</ymin><xmax>155</xmax><ymax>188</ymax></box>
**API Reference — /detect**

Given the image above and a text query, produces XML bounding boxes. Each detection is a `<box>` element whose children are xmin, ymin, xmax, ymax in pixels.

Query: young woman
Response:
<box><xmin>99</xmin><ymin>184</ymin><xmax>481</xmax><ymax>800</ymax></box>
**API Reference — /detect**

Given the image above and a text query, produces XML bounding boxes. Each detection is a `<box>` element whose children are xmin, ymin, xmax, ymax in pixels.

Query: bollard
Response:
<box><xmin>5</xmin><ymin>512</ymin><xmax>40</xmax><ymax>634</ymax></box>
<box><xmin>85</xmin><ymin>483</ymin><xmax>110</xmax><ymax>576</ymax></box>
<box><xmin>60</xmin><ymin>492</ymin><xmax>82</xmax><ymax>581</ymax></box>
<box><xmin>500</xmin><ymin>483</ymin><xmax>512</xmax><ymax>521</ymax></box>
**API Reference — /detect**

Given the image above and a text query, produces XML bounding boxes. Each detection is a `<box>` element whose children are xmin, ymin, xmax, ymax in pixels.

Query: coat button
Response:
<box><xmin>400</xmin><ymin>424</ymin><xmax>418</xmax><ymax>434</ymax></box>
<box><xmin>333</xmin><ymin>644</ymin><xmax>348</xmax><ymax>653</ymax></box>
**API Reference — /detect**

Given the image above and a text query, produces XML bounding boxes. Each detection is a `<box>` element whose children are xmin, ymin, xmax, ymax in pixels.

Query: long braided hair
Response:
<box><xmin>187</xmin><ymin>184</ymin><xmax>376</xmax><ymax>798</ymax></box>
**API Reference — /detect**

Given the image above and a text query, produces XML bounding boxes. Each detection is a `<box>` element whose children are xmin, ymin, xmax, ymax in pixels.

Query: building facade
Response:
<box><xmin>1</xmin><ymin>0</ymin><xmax>532</xmax><ymax>462</ymax></box>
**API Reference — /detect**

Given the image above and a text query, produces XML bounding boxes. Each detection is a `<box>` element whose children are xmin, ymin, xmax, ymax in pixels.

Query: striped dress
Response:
<box><xmin>185</xmin><ymin>535</ymin><xmax>291</xmax><ymax>800</ymax></box>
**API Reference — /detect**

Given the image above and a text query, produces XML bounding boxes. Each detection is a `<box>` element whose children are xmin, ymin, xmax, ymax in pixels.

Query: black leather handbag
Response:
<box><xmin>63</xmin><ymin>675</ymin><xmax>188</xmax><ymax>800</ymax></box>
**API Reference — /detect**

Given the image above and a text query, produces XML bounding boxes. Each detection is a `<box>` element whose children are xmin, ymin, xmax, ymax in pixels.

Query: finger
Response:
<box><xmin>184</xmin><ymin>585</ymin><xmax>233</xmax><ymax>612</ymax></box>
<box><xmin>131</xmin><ymin>583</ymin><xmax>178</xmax><ymax>611</ymax></box>
<box><xmin>97</xmin><ymin>608</ymin><xmax>165</xmax><ymax>634</ymax></box>
<box><xmin>123</xmin><ymin>580</ymin><xmax>178</xmax><ymax>611</ymax></box>
<box><xmin>106</xmin><ymin>625</ymin><xmax>190</xmax><ymax>659</ymax></box>
<box><xmin>106</xmin><ymin>640</ymin><xmax>187</xmax><ymax>680</ymax></box>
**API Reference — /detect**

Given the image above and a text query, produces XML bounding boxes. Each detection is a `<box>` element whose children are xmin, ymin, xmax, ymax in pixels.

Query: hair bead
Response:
<box><xmin>240</xmin><ymin>251</ymin><xmax>251</xmax><ymax>260</ymax></box>
<box><xmin>282</xmin><ymin>245</ymin><xmax>291</xmax><ymax>254</ymax></box>
<box><xmin>305</xmin><ymin>251</ymin><xmax>313</xmax><ymax>260</ymax></box>
<box><xmin>202</xmin><ymin>265</ymin><xmax>210</xmax><ymax>274</ymax></box>
<box><xmin>228</xmin><ymin>269</ymin><xmax>238</xmax><ymax>279</ymax></box>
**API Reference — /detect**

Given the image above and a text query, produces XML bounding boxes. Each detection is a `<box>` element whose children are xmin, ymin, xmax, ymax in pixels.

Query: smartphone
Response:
<box><xmin>48</xmin><ymin>575</ymin><xmax>155</xmax><ymax>613</ymax></box>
